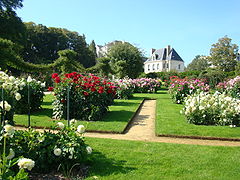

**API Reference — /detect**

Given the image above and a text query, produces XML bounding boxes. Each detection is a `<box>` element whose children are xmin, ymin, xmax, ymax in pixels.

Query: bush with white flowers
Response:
<box><xmin>183</xmin><ymin>91</ymin><xmax>240</xmax><ymax>126</ymax></box>
<box><xmin>15</xmin><ymin>76</ymin><xmax>45</xmax><ymax>114</ymax></box>
<box><xmin>10</xmin><ymin>122</ymin><xmax>91</xmax><ymax>174</ymax></box>
<box><xmin>0</xmin><ymin>124</ymin><xmax>35</xmax><ymax>179</ymax></box>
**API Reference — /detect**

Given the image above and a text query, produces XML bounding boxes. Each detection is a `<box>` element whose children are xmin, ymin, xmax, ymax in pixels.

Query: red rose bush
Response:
<box><xmin>51</xmin><ymin>72</ymin><xmax>116</xmax><ymax>121</ymax></box>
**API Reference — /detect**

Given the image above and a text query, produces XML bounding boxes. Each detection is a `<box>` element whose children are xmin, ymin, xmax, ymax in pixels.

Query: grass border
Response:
<box><xmin>15</xmin><ymin>99</ymin><xmax>146</xmax><ymax>134</ymax></box>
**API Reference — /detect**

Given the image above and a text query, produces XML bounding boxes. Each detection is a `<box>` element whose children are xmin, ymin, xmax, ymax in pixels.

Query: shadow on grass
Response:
<box><xmin>89</xmin><ymin>151</ymin><xmax>136</xmax><ymax>177</ymax></box>
<box><xmin>113</xmin><ymin>101</ymin><xmax>140</xmax><ymax>106</ymax></box>
<box><xmin>102</xmin><ymin>110</ymin><xmax>134</xmax><ymax>122</ymax></box>
<box><xmin>32</xmin><ymin>108</ymin><xmax>53</xmax><ymax>118</ymax></box>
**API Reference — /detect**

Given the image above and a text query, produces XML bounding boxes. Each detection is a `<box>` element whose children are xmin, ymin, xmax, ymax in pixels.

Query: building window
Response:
<box><xmin>152</xmin><ymin>64</ymin><xmax>155</xmax><ymax>70</ymax></box>
<box><xmin>166</xmin><ymin>63</ymin><xmax>169</xmax><ymax>68</ymax></box>
<box><xmin>155</xmin><ymin>54</ymin><xmax>158</xmax><ymax>60</ymax></box>
<box><xmin>178</xmin><ymin>64</ymin><xmax>181</xmax><ymax>69</ymax></box>
<box><xmin>163</xmin><ymin>63</ymin><xmax>165</xmax><ymax>68</ymax></box>
<box><xmin>157</xmin><ymin>64</ymin><xmax>159</xmax><ymax>69</ymax></box>
<box><xmin>148</xmin><ymin>65</ymin><xmax>150</xmax><ymax>71</ymax></box>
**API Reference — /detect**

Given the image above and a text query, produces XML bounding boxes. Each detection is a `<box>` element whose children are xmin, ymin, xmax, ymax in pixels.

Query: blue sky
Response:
<box><xmin>16</xmin><ymin>0</ymin><xmax>240</xmax><ymax>65</ymax></box>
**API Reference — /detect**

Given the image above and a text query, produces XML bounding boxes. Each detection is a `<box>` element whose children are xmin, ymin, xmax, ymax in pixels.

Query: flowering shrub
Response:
<box><xmin>51</xmin><ymin>72</ymin><xmax>116</xmax><ymax>121</ymax></box>
<box><xmin>183</xmin><ymin>92</ymin><xmax>240</xmax><ymax>126</ymax></box>
<box><xmin>0</xmin><ymin>71</ymin><xmax>22</xmax><ymax>124</ymax></box>
<box><xmin>168</xmin><ymin>76</ymin><xmax>209</xmax><ymax>104</ymax></box>
<box><xmin>113</xmin><ymin>78</ymin><xmax>134</xmax><ymax>99</ymax></box>
<box><xmin>15</xmin><ymin>76</ymin><xmax>45</xmax><ymax>114</ymax></box>
<box><xmin>0</xmin><ymin>123</ymin><xmax>35</xmax><ymax>179</ymax></box>
<box><xmin>130</xmin><ymin>78</ymin><xmax>162</xmax><ymax>93</ymax></box>
<box><xmin>9</xmin><ymin>122</ymin><xmax>91</xmax><ymax>174</ymax></box>
<box><xmin>217</xmin><ymin>76</ymin><xmax>240</xmax><ymax>99</ymax></box>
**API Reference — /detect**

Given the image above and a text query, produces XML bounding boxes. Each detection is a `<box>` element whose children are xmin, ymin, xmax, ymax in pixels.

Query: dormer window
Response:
<box><xmin>155</xmin><ymin>54</ymin><xmax>158</xmax><ymax>60</ymax></box>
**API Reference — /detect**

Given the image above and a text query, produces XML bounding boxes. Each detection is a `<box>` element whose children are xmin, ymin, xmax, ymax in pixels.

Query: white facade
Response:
<box><xmin>96</xmin><ymin>40</ymin><xmax>125</xmax><ymax>58</ymax></box>
<box><xmin>144</xmin><ymin>45</ymin><xmax>185</xmax><ymax>73</ymax></box>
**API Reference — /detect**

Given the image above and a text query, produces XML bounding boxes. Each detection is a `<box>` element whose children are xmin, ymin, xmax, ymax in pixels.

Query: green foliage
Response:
<box><xmin>89</xmin><ymin>40</ymin><xmax>97</xmax><ymax>58</ymax></box>
<box><xmin>199</xmin><ymin>70</ymin><xmax>227</xmax><ymax>88</ymax></box>
<box><xmin>9</xmin><ymin>126</ymin><xmax>90</xmax><ymax>173</ymax></box>
<box><xmin>0</xmin><ymin>0</ymin><xmax>23</xmax><ymax>10</ymax></box>
<box><xmin>15</xmin><ymin>80</ymin><xmax>45</xmax><ymax>114</ymax></box>
<box><xmin>23</xmin><ymin>23</ymin><xmax>95</xmax><ymax>68</ymax></box>
<box><xmin>0</xmin><ymin>10</ymin><xmax>26</xmax><ymax>45</ymax></box>
<box><xmin>186</xmin><ymin>55</ymin><xmax>209</xmax><ymax>71</ymax></box>
<box><xmin>209</xmin><ymin>36</ymin><xmax>239</xmax><ymax>72</ymax></box>
<box><xmin>107</xmin><ymin>42</ymin><xmax>144</xmax><ymax>78</ymax></box>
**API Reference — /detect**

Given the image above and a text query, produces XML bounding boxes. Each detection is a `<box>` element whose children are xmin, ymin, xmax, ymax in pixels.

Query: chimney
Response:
<box><xmin>150</xmin><ymin>48</ymin><xmax>156</xmax><ymax>55</ymax></box>
<box><xmin>167</xmin><ymin>45</ymin><xmax>171</xmax><ymax>55</ymax></box>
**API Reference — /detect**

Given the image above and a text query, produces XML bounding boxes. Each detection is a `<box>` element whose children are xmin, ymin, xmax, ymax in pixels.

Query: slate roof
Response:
<box><xmin>146</xmin><ymin>47</ymin><xmax>183</xmax><ymax>62</ymax></box>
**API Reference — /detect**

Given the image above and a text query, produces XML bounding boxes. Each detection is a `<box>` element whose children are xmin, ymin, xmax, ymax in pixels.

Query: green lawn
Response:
<box><xmin>85</xmin><ymin>137</ymin><xmax>240</xmax><ymax>180</ymax></box>
<box><xmin>155</xmin><ymin>90</ymin><xmax>240</xmax><ymax>139</ymax></box>
<box><xmin>14</xmin><ymin>94</ymin><xmax>144</xmax><ymax>133</ymax></box>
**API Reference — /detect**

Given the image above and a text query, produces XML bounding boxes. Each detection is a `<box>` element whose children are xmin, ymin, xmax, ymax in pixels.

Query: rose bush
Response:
<box><xmin>15</xmin><ymin>77</ymin><xmax>45</xmax><ymax>114</ymax></box>
<box><xmin>168</xmin><ymin>76</ymin><xmax>209</xmax><ymax>104</ymax></box>
<box><xmin>113</xmin><ymin>78</ymin><xmax>134</xmax><ymax>99</ymax></box>
<box><xmin>8</xmin><ymin>122</ymin><xmax>91</xmax><ymax>174</ymax></box>
<box><xmin>183</xmin><ymin>91</ymin><xmax>240</xmax><ymax>126</ymax></box>
<box><xmin>51</xmin><ymin>72</ymin><xmax>116</xmax><ymax>121</ymax></box>
<box><xmin>130</xmin><ymin>78</ymin><xmax>162</xmax><ymax>93</ymax></box>
<box><xmin>217</xmin><ymin>76</ymin><xmax>240</xmax><ymax>99</ymax></box>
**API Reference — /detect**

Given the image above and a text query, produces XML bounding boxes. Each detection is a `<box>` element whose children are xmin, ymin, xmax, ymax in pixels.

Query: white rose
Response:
<box><xmin>41</xmin><ymin>82</ymin><xmax>46</xmax><ymax>88</ymax></box>
<box><xmin>77</xmin><ymin>125</ymin><xmax>85</xmax><ymax>133</ymax></box>
<box><xmin>70</xmin><ymin>119</ymin><xmax>77</xmax><ymax>125</ymax></box>
<box><xmin>18</xmin><ymin>158</ymin><xmax>35</xmax><ymax>171</ymax></box>
<box><xmin>54</xmin><ymin>148</ymin><xmax>62</xmax><ymax>156</ymax></box>
<box><xmin>9</xmin><ymin>76</ymin><xmax>15</xmax><ymax>82</ymax></box>
<box><xmin>86</xmin><ymin>146</ymin><xmax>92</xmax><ymax>154</ymax></box>
<box><xmin>27</xmin><ymin>76</ymin><xmax>32</xmax><ymax>83</ymax></box>
<box><xmin>57</xmin><ymin>122</ymin><xmax>65</xmax><ymax>129</ymax></box>
<box><xmin>6</xmin><ymin>148</ymin><xmax>15</xmax><ymax>160</ymax></box>
<box><xmin>4</xmin><ymin>124</ymin><xmax>15</xmax><ymax>136</ymax></box>
<box><xmin>15</xmin><ymin>93</ymin><xmax>21</xmax><ymax>101</ymax></box>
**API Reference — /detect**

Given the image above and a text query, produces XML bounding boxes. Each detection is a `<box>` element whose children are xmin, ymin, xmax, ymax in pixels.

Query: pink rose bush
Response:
<box><xmin>168</xmin><ymin>76</ymin><xmax>209</xmax><ymax>104</ymax></box>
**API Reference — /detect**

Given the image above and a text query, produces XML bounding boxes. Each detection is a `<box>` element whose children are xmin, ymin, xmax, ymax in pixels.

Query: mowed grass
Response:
<box><xmin>14</xmin><ymin>94</ymin><xmax>144</xmax><ymax>133</ymax></box>
<box><xmin>85</xmin><ymin>137</ymin><xmax>240</xmax><ymax>180</ymax></box>
<box><xmin>155</xmin><ymin>90</ymin><xmax>240</xmax><ymax>139</ymax></box>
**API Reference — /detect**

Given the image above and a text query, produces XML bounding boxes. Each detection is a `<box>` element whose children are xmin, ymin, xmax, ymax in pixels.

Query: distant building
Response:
<box><xmin>96</xmin><ymin>40</ymin><xmax>125</xmax><ymax>58</ymax></box>
<box><xmin>144</xmin><ymin>45</ymin><xmax>184</xmax><ymax>73</ymax></box>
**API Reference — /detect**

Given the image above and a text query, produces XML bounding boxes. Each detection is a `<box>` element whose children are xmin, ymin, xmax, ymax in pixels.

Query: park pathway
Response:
<box><xmin>85</xmin><ymin>100</ymin><xmax>240</xmax><ymax>147</ymax></box>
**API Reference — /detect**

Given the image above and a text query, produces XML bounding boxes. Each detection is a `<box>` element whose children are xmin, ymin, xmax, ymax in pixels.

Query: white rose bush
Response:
<box><xmin>0</xmin><ymin>124</ymin><xmax>35</xmax><ymax>179</ymax></box>
<box><xmin>183</xmin><ymin>91</ymin><xmax>240</xmax><ymax>126</ymax></box>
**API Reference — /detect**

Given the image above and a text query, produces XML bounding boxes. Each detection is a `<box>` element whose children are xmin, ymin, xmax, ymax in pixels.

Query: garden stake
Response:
<box><xmin>1</xmin><ymin>88</ymin><xmax>5</xmax><ymax>126</ymax></box>
<box><xmin>67</xmin><ymin>86</ymin><xmax>70</xmax><ymax>127</ymax></box>
<box><xmin>28</xmin><ymin>82</ymin><xmax>31</xmax><ymax>128</ymax></box>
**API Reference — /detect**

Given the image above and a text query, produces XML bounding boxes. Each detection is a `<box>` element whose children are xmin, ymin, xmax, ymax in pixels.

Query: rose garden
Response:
<box><xmin>1</xmin><ymin>69</ymin><xmax>240</xmax><ymax>179</ymax></box>
<box><xmin>1</xmin><ymin>1</ymin><xmax>240</xmax><ymax>179</ymax></box>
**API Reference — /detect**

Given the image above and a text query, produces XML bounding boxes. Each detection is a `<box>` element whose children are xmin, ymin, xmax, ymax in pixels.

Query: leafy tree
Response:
<box><xmin>0</xmin><ymin>10</ymin><xmax>26</xmax><ymax>45</ymax></box>
<box><xmin>89</xmin><ymin>40</ymin><xmax>97</xmax><ymax>58</ymax></box>
<box><xmin>107</xmin><ymin>42</ymin><xmax>143</xmax><ymax>78</ymax></box>
<box><xmin>0</xmin><ymin>0</ymin><xmax>23</xmax><ymax>10</ymax></box>
<box><xmin>186</xmin><ymin>55</ymin><xmax>209</xmax><ymax>71</ymax></box>
<box><xmin>209</xmin><ymin>36</ymin><xmax>238</xmax><ymax>72</ymax></box>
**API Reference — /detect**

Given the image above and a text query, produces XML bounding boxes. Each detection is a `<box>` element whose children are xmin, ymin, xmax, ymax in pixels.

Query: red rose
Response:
<box><xmin>55</xmin><ymin>77</ymin><xmax>61</xmax><ymax>83</ymax></box>
<box><xmin>52</xmin><ymin>73</ymin><xmax>59</xmax><ymax>79</ymax></box>
<box><xmin>83</xmin><ymin>91</ymin><xmax>89</xmax><ymax>96</ymax></box>
<box><xmin>91</xmin><ymin>87</ymin><xmax>96</xmax><ymax>92</ymax></box>
<box><xmin>48</xmin><ymin>87</ymin><xmax>54</xmax><ymax>91</ymax></box>
<box><xmin>61</xmin><ymin>99</ymin><xmax>65</xmax><ymax>103</ymax></box>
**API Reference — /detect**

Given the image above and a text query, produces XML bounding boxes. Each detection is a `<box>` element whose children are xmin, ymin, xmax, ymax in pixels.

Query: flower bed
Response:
<box><xmin>168</xmin><ymin>76</ymin><xmax>209</xmax><ymax>104</ymax></box>
<box><xmin>217</xmin><ymin>76</ymin><xmax>240</xmax><ymax>99</ymax></box>
<box><xmin>113</xmin><ymin>78</ymin><xmax>134</xmax><ymax>99</ymax></box>
<box><xmin>130</xmin><ymin>78</ymin><xmax>162</xmax><ymax>93</ymax></box>
<box><xmin>51</xmin><ymin>72</ymin><xmax>116</xmax><ymax>121</ymax></box>
<box><xmin>183</xmin><ymin>91</ymin><xmax>240</xmax><ymax>126</ymax></box>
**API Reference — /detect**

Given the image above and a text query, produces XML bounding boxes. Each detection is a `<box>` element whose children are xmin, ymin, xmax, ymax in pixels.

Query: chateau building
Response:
<box><xmin>144</xmin><ymin>45</ymin><xmax>184</xmax><ymax>73</ymax></box>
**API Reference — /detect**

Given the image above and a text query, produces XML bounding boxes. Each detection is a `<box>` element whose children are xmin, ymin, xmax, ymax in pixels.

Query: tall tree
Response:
<box><xmin>107</xmin><ymin>42</ymin><xmax>143</xmax><ymax>78</ymax></box>
<box><xmin>89</xmin><ymin>40</ymin><xmax>97</xmax><ymax>58</ymax></box>
<box><xmin>0</xmin><ymin>0</ymin><xmax>23</xmax><ymax>10</ymax></box>
<box><xmin>209</xmin><ymin>36</ymin><xmax>238</xmax><ymax>72</ymax></box>
<box><xmin>186</xmin><ymin>55</ymin><xmax>209</xmax><ymax>71</ymax></box>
